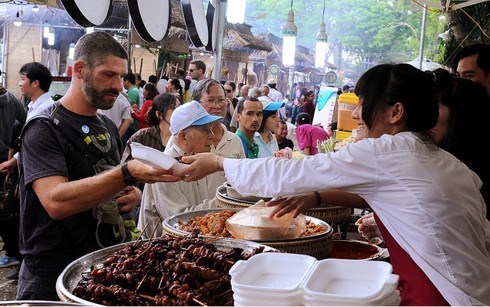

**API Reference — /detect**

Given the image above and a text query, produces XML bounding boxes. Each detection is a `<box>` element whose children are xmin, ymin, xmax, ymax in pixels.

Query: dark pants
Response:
<box><xmin>285</xmin><ymin>105</ymin><xmax>293</xmax><ymax>119</ymax></box>
<box><xmin>0</xmin><ymin>169</ymin><xmax>21</xmax><ymax>259</ymax></box>
<box><xmin>17</xmin><ymin>262</ymin><xmax>60</xmax><ymax>301</ymax></box>
<box><xmin>291</xmin><ymin>106</ymin><xmax>303</xmax><ymax>125</ymax></box>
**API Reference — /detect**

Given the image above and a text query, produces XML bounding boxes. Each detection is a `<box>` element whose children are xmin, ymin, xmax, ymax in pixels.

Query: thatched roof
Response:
<box><xmin>224</xmin><ymin>23</ymin><xmax>272</xmax><ymax>52</ymax></box>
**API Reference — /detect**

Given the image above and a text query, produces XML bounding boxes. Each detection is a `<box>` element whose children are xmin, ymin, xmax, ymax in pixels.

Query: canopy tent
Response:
<box><xmin>406</xmin><ymin>58</ymin><xmax>451</xmax><ymax>71</ymax></box>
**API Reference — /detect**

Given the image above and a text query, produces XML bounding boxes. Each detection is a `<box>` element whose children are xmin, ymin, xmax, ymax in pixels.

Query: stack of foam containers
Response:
<box><xmin>229</xmin><ymin>253</ymin><xmax>317</xmax><ymax>306</ymax></box>
<box><xmin>229</xmin><ymin>253</ymin><xmax>400</xmax><ymax>306</ymax></box>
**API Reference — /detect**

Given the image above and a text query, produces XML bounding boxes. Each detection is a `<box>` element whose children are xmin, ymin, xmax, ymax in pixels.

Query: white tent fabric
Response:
<box><xmin>406</xmin><ymin>58</ymin><xmax>451</xmax><ymax>72</ymax></box>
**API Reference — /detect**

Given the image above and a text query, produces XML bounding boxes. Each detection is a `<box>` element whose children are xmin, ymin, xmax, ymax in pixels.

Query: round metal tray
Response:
<box><xmin>163</xmin><ymin>208</ymin><xmax>333</xmax><ymax>242</ymax></box>
<box><xmin>0</xmin><ymin>301</ymin><xmax>80</xmax><ymax>306</ymax></box>
<box><xmin>56</xmin><ymin>237</ymin><xmax>276</xmax><ymax>304</ymax></box>
<box><xmin>216</xmin><ymin>184</ymin><xmax>269</xmax><ymax>204</ymax></box>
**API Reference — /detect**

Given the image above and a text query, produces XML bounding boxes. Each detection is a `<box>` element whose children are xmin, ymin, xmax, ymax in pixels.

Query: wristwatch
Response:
<box><xmin>121</xmin><ymin>162</ymin><xmax>137</xmax><ymax>186</ymax></box>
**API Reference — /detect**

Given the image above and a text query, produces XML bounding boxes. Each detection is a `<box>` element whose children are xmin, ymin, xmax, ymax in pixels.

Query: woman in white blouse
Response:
<box><xmin>175</xmin><ymin>63</ymin><xmax>490</xmax><ymax>306</ymax></box>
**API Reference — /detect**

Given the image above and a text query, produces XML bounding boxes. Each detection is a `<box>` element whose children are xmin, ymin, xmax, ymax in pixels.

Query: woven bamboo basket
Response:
<box><xmin>215</xmin><ymin>185</ymin><xmax>352</xmax><ymax>226</ymax></box>
<box><xmin>162</xmin><ymin>208</ymin><xmax>334</xmax><ymax>260</ymax></box>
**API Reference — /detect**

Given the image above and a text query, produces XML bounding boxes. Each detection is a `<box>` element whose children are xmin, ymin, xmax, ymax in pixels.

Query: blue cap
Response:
<box><xmin>258</xmin><ymin>96</ymin><xmax>285</xmax><ymax>111</ymax></box>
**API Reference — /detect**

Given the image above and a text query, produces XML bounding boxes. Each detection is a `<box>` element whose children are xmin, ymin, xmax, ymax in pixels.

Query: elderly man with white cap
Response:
<box><xmin>255</xmin><ymin>96</ymin><xmax>285</xmax><ymax>158</ymax></box>
<box><xmin>138</xmin><ymin>101</ymin><xmax>222</xmax><ymax>237</ymax></box>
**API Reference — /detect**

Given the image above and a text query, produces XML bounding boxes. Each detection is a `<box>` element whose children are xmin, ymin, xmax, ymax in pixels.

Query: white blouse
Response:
<box><xmin>223</xmin><ymin>131</ymin><xmax>490</xmax><ymax>306</ymax></box>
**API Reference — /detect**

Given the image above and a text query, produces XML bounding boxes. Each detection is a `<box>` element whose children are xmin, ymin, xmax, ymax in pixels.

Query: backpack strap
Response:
<box><xmin>20</xmin><ymin>102</ymin><xmax>127</xmax><ymax>248</ymax></box>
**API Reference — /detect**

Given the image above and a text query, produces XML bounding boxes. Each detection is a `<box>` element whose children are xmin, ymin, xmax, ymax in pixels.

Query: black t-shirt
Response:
<box><xmin>19</xmin><ymin>104</ymin><xmax>121</xmax><ymax>276</ymax></box>
<box><xmin>278</xmin><ymin>137</ymin><xmax>294</xmax><ymax>150</ymax></box>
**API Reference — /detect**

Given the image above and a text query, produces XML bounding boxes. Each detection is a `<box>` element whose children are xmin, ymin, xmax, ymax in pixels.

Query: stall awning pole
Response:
<box><xmin>418</xmin><ymin>4</ymin><xmax>427</xmax><ymax>70</ymax></box>
<box><xmin>213</xmin><ymin>0</ymin><xmax>227</xmax><ymax>81</ymax></box>
<box><xmin>127</xmin><ymin>14</ymin><xmax>132</xmax><ymax>73</ymax></box>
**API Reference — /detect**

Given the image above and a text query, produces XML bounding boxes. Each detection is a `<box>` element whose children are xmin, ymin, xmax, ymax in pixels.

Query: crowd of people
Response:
<box><xmin>0</xmin><ymin>30</ymin><xmax>488</xmax><ymax>306</ymax></box>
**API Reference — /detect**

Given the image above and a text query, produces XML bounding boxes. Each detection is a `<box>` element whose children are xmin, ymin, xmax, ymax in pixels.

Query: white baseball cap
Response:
<box><xmin>258</xmin><ymin>96</ymin><xmax>285</xmax><ymax>112</ymax></box>
<box><xmin>170</xmin><ymin>100</ymin><xmax>222</xmax><ymax>135</ymax></box>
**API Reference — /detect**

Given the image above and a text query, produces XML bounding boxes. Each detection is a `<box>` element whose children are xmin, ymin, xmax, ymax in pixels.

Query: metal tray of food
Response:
<box><xmin>163</xmin><ymin>208</ymin><xmax>333</xmax><ymax>242</ymax></box>
<box><xmin>56</xmin><ymin>236</ymin><xmax>276</xmax><ymax>305</ymax></box>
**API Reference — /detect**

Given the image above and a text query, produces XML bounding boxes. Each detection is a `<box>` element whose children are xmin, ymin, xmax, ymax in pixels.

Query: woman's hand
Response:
<box><xmin>175</xmin><ymin>153</ymin><xmax>221</xmax><ymax>182</ymax></box>
<box><xmin>355</xmin><ymin>212</ymin><xmax>383</xmax><ymax>243</ymax></box>
<box><xmin>266</xmin><ymin>193</ymin><xmax>318</xmax><ymax>218</ymax></box>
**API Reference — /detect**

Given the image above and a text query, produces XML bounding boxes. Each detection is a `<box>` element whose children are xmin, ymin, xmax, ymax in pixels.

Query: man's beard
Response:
<box><xmin>83</xmin><ymin>73</ymin><xmax>119</xmax><ymax>110</ymax></box>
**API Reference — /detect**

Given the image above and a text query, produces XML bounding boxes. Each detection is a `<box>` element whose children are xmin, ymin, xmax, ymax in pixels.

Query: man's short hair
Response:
<box><xmin>19</xmin><ymin>62</ymin><xmax>52</xmax><ymax>93</ymax></box>
<box><xmin>225</xmin><ymin>81</ymin><xmax>237</xmax><ymax>91</ymax></box>
<box><xmin>190</xmin><ymin>60</ymin><xmax>206</xmax><ymax>73</ymax></box>
<box><xmin>148</xmin><ymin>75</ymin><xmax>158</xmax><ymax>84</ymax></box>
<box><xmin>236</xmin><ymin>96</ymin><xmax>260</xmax><ymax>114</ymax></box>
<box><xmin>123</xmin><ymin>73</ymin><xmax>136</xmax><ymax>84</ymax></box>
<box><xmin>191</xmin><ymin>78</ymin><xmax>224</xmax><ymax>102</ymax></box>
<box><xmin>452</xmin><ymin>43</ymin><xmax>490</xmax><ymax>75</ymax></box>
<box><xmin>74</xmin><ymin>31</ymin><xmax>128</xmax><ymax>69</ymax></box>
<box><xmin>175</xmin><ymin>69</ymin><xmax>185</xmax><ymax>79</ymax></box>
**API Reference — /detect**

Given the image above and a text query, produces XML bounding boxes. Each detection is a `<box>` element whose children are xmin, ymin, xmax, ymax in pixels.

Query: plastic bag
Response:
<box><xmin>226</xmin><ymin>200</ymin><xmax>307</xmax><ymax>240</ymax></box>
<box><xmin>92</xmin><ymin>190</ymin><xmax>141</xmax><ymax>248</ymax></box>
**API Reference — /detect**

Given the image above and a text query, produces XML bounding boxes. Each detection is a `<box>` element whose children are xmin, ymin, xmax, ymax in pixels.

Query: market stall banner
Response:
<box><xmin>312</xmin><ymin>86</ymin><xmax>337</xmax><ymax>130</ymax></box>
<box><xmin>60</xmin><ymin>0</ymin><xmax>220</xmax><ymax>48</ymax></box>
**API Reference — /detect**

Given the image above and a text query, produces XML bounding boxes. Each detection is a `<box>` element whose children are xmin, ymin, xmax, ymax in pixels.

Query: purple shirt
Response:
<box><xmin>296</xmin><ymin>124</ymin><xmax>329</xmax><ymax>155</ymax></box>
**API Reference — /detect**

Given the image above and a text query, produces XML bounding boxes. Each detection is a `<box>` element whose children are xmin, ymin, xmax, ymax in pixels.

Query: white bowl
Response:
<box><xmin>130</xmin><ymin>142</ymin><xmax>188</xmax><ymax>171</ymax></box>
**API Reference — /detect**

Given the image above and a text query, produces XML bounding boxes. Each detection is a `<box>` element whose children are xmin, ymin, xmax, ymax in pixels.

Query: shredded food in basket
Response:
<box><xmin>179</xmin><ymin>210</ymin><xmax>326</xmax><ymax>238</ymax></box>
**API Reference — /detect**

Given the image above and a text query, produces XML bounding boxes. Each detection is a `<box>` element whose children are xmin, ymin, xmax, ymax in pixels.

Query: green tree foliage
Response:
<box><xmin>245</xmin><ymin>0</ymin><xmax>447</xmax><ymax>73</ymax></box>
<box><xmin>440</xmin><ymin>1</ymin><xmax>490</xmax><ymax>68</ymax></box>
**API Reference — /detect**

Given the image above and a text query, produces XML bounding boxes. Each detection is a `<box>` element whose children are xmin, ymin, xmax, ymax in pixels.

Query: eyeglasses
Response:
<box><xmin>188</xmin><ymin>69</ymin><xmax>195</xmax><ymax>73</ymax></box>
<box><xmin>201</xmin><ymin>98</ymin><xmax>227</xmax><ymax>107</ymax></box>
<box><xmin>192</xmin><ymin>124</ymin><xmax>214</xmax><ymax>135</ymax></box>
<box><xmin>225</xmin><ymin>89</ymin><xmax>233</xmax><ymax>93</ymax></box>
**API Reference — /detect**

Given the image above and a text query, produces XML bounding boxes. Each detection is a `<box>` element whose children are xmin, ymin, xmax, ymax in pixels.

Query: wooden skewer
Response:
<box><xmin>157</xmin><ymin>275</ymin><xmax>165</xmax><ymax>289</ymax></box>
<box><xmin>134</xmin><ymin>245</ymin><xmax>152</xmax><ymax>261</ymax></box>
<box><xmin>139</xmin><ymin>294</ymin><xmax>158</xmax><ymax>302</ymax></box>
<box><xmin>135</xmin><ymin>273</ymin><xmax>147</xmax><ymax>293</ymax></box>
<box><xmin>149</xmin><ymin>216</ymin><xmax>163</xmax><ymax>239</ymax></box>
<box><xmin>215</xmin><ymin>288</ymin><xmax>232</xmax><ymax>298</ymax></box>
<box><xmin>193</xmin><ymin>297</ymin><xmax>208</xmax><ymax>306</ymax></box>
<box><xmin>132</xmin><ymin>222</ymin><xmax>150</xmax><ymax>246</ymax></box>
